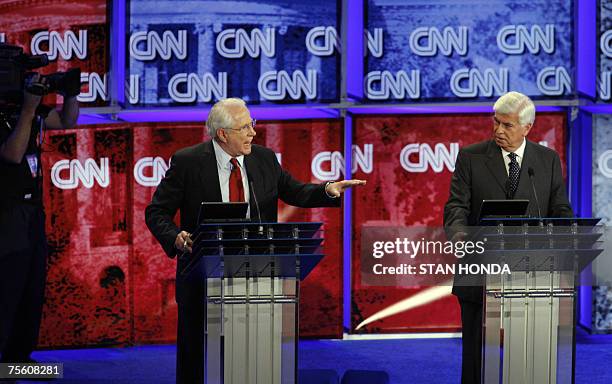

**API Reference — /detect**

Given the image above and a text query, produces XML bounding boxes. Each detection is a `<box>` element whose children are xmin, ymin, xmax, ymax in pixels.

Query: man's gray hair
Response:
<box><xmin>493</xmin><ymin>91</ymin><xmax>536</xmax><ymax>127</ymax></box>
<box><xmin>206</xmin><ymin>98</ymin><xmax>247</xmax><ymax>138</ymax></box>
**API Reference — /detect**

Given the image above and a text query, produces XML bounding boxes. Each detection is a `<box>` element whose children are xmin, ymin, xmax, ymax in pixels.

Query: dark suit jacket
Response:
<box><xmin>145</xmin><ymin>140</ymin><xmax>340</xmax><ymax>303</ymax></box>
<box><xmin>443</xmin><ymin>139</ymin><xmax>573</xmax><ymax>302</ymax></box>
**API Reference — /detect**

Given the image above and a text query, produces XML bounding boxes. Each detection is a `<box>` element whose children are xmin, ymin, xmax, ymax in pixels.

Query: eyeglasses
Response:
<box><xmin>225</xmin><ymin>119</ymin><xmax>256</xmax><ymax>133</ymax></box>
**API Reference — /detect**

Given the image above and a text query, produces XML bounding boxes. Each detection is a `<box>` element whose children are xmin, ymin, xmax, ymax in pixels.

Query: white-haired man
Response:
<box><xmin>444</xmin><ymin>91</ymin><xmax>573</xmax><ymax>384</ymax></box>
<box><xmin>145</xmin><ymin>98</ymin><xmax>365</xmax><ymax>384</ymax></box>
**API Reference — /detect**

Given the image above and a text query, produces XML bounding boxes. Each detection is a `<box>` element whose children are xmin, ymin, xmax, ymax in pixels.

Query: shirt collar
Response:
<box><xmin>500</xmin><ymin>138</ymin><xmax>526</xmax><ymax>160</ymax></box>
<box><xmin>212</xmin><ymin>138</ymin><xmax>245</xmax><ymax>170</ymax></box>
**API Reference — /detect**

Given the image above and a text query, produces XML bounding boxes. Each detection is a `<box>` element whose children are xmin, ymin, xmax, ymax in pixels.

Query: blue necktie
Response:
<box><xmin>507</xmin><ymin>152</ymin><xmax>520</xmax><ymax>199</ymax></box>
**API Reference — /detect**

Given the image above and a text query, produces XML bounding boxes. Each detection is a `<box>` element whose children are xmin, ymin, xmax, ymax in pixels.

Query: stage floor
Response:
<box><xmin>10</xmin><ymin>328</ymin><xmax>612</xmax><ymax>383</ymax></box>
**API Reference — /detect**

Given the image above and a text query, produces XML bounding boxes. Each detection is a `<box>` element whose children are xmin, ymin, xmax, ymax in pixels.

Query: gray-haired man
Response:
<box><xmin>444</xmin><ymin>91</ymin><xmax>573</xmax><ymax>384</ymax></box>
<box><xmin>145</xmin><ymin>98</ymin><xmax>365</xmax><ymax>383</ymax></box>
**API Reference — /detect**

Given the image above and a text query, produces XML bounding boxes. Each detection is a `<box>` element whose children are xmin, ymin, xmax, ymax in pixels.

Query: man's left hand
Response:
<box><xmin>325</xmin><ymin>179</ymin><xmax>367</xmax><ymax>197</ymax></box>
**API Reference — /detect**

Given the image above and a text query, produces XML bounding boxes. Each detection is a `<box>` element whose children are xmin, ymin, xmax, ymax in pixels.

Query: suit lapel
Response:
<box><xmin>199</xmin><ymin>141</ymin><xmax>222</xmax><ymax>202</ymax></box>
<box><xmin>244</xmin><ymin>154</ymin><xmax>264</xmax><ymax>221</ymax></box>
<box><xmin>484</xmin><ymin>140</ymin><xmax>509</xmax><ymax>193</ymax></box>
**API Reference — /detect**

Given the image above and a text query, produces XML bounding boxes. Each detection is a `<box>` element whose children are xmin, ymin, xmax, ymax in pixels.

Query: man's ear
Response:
<box><xmin>216</xmin><ymin>129</ymin><xmax>227</xmax><ymax>143</ymax></box>
<box><xmin>523</xmin><ymin>123</ymin><xmax>533</xmax><ymax>137</ymax></box>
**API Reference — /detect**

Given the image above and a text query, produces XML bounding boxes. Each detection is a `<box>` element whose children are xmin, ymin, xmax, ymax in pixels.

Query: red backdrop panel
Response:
<box><xmin>351</xmin><ymin>113</ymin><xmax>567</xmax><ymax>333</ymax></box>
<box><xmin>130</xmin><ymin>123</ymin><xmax>206</xmax><ymax>344</ymax></box>
<box><xmin>0</xmin><ymin>0</ymin><xmax>108</xmax><ymax>107</ymax></box>
<box><xmin>255</xmin><ymin>120</ymin><xmax>343</xmax><ymax>338</ymax></box>
<box><xmin>41</xmin><ymin>126</ymin><xmax>136</xmax><ymax>347</ymax></box>
<box><xmin>39</xmin><ymin>119</ymin><xmax>342</xmax><ymax>348</ymax></box>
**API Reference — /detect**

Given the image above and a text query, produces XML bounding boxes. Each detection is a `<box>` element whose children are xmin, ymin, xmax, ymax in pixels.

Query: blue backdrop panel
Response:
<box><xmin>591</xmin><ymin>114</ymin><xmax>612</xmax><ymax>333</ymax></box>
<box><xmin>593</xmin><ymin>115</ymin><xmax>612</xmax><ymax>223</ymax></box>
<box><xmin>365</xmin><ymin>0</ymin><xmax>574</xmax><ymax>102</ymax></box>
<box><xmin>127</xmin><ymin>0</ymin><xmax>340</xmax><ymax>107</ymax></box>
<box><xmin>598</xmin><ymin>0</ymin><xmax>612</xmax><ymax>100</ymax></box>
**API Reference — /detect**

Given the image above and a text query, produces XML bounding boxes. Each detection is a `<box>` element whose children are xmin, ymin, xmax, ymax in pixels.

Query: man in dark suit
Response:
<box><xmin>145</xmin><ymin>97</ymin><xmax>365</xmax><ymax>384</ymax></box>
<box><xmin>443</xmin><ymin>91</ymin><xmax>573</xmax><ymax>384</ymax></box>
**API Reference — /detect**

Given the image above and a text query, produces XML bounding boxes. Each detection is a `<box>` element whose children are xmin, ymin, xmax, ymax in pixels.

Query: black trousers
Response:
<box><xmin>175</xmin><ymin>260</ymin><xmax>206</xmax><ymax>384</ymax></box>
<box><xmin>459</xmin><ymin>298</ymin><xmax>483</xmax><ymax>384</ymax></box>
<box><xmin>0</xmin><ymin>203</ymin><xmax>47</xmax><ymax>362</ymax></box>
<box><xmin>176</xmin><ymin>302</ymin><xmax>205</xmax><ymax>384</ymax></box>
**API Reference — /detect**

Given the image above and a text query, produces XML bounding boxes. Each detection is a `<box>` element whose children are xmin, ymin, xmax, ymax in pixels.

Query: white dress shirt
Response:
<box><xmin>212</xmin><ymin>139</ymin><xmax>250</xmax><ymax>218</ymax></box>
<box><xmin>500</xmin><ymin>138</ymin><xmax>526</xmax><ymax>177</ymax></box>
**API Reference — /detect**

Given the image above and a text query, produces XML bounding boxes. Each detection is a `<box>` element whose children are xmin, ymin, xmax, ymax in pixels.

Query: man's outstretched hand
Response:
<box><xmin>325</xmin><ymin>179</ymin><xmax>367</xmax><ymax>197</ymax></box>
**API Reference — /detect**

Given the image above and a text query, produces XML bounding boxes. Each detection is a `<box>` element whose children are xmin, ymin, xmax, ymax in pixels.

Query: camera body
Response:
<box><xmin>0</xmin><ymin>43</ymin><xmax>81</xmax><ymax>106</ymax></box>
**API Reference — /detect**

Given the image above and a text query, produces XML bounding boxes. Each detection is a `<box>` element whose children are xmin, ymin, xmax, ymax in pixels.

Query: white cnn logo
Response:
<box><xmin>497</xmin><ymin>24</ymin><xmax>555</xmax><ymax>54</ymax></box>
<box><xmin>78</xmin><ymin>72</ymin><xmax>108</xmax><ymax>103</ymax></box>
<box><xmin>599</xmin><ymin>72</ymin><xmax>611</xmax><ymax>100</ymax></box>
<box><xmin>537</xmin><ymin>66</ymin><xmax>571</xmax><ymax>96</ymax></box>
<box><xmin>599</xmin><ymin>150</ymin><xmax>612</xmax><ymax>179</ymax></box>
<box><xmin>130</xmin><ymin>30</ymin><xmax>187</xmax><ymax>61</ymax></box>
<box><xmin>400</xmin><ymin>143</ymin><xmax>459</xmax><ymax>173</ymax></box>
<box><xmin>365</xmin><ymin>70</ymin><xmax>420</xmax><ymax>100</ymax></box>
<box><xmin>450</xmin><ymin>68</ymin><xmax>508</xmax><ymax>98</ymax></box>
<box><xmin>306</xmin><ymin>26</ymin><xmax>340</xmax><ymax>56</ymax></box>
<box><xmin>365</xmin><ymin>28</ymin><xmax>383</xmax><ymax>58</ymax></box>
<box><xmin>311</xmin><ymin>144</ymin><xmax>373</xmax><ymax>181</ymax></box>
<box><xmin>216</xmin><ymin>28</ymin><xmax>275</xmax><ymax>58</ymax></box>
<box><xmin>601</xmin><ymin>30</ymin><xmax>612</xmax><ymax>58</ymax></box>
<box><xmin>31</xmin><ymin>30</ymin><xmax>88</xmax><ymax>61</ymax></box>
<box><xmin>409</xmin><ymin>26</ymin><xmax>468</xmax><ymax>56</ymax></box>
<box><xmin>51</xmin><ymin>158</ymin><xmax>110</xmax><ymax>189</ymax></box>
<box><xmin>126</xmin><ymin>74</ymin><xmax>140</xmax><ymax>104</ymax></box>
<box><xmin>258</xmin><ymin>70</ymin><xmax>317</xmax><ymax>101</ymax></box>
<box><xmin>134</xmin><ymin>157</ymin><xmax>169</xmax><ymax>187</ymax></box>
<box><xmin>168</xmin><ymin>72</ymin><xmax>227</xmax><ymax>103</ymax></box>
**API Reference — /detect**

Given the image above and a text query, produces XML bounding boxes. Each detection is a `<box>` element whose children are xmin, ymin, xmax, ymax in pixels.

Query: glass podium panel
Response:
<box><xmin>190</xmin><ymin>222</ymin><xmax>323</xmax><ymax>384</ymax></box>
<box><xmin>484</xmin><ymin>271</ymin><xmax>575</xmax><ymax>384</ymax></box>
<box><xmin>205</xmin><ymin>272</ymin><xmax>298</xmax><ymax>384</ymax></box>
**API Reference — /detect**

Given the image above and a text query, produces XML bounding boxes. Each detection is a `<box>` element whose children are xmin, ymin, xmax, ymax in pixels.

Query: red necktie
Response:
<box><xmin>229</xmin><ymin>158</ymin><xmax>245</xmax><ymax>202</ymax></box>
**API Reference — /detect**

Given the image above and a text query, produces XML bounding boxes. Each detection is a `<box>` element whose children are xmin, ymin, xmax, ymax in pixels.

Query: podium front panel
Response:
<box><xmin>483</xmin><ymin>270</ymin><xmax>575</xmax><ymax>384</ymax></box>
<box><xmin>194</xmin><ymin>222</ymin><xmax>323</xmax><ymax>384</ymax></box>
<box><xmin>206</xmin><ymin>275</ymin><xmax>298</xmax><ymax>384</ymax></box>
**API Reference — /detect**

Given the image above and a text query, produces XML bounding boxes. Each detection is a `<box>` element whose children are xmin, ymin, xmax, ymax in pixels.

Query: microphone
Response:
<box><xmin>527</xmin><ymin>167</ymin><xmax>542</xmax><ymax>219</ymax></box>
<box><xmin>249</xmin><ymin>181</ymin><xmax>262</xmax><ymax>224</ymax></box>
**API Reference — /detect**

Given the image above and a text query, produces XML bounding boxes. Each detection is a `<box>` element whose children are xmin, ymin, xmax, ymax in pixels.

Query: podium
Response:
<box><xmin>183</xmin><ymin>222</ymin><xmax>325</xmax><ymax>384</ymax></box>
<box><xmin>477</xmin><ymin>218</ymin><xmax>603</xmax><ymax>384</ymax></box>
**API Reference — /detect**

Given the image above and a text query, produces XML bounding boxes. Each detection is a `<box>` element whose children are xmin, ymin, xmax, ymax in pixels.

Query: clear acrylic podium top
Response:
<box><xmin>181</xmin><ymin>222</ymin><xmax>325</xmax><ymax>280</ymax></box>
